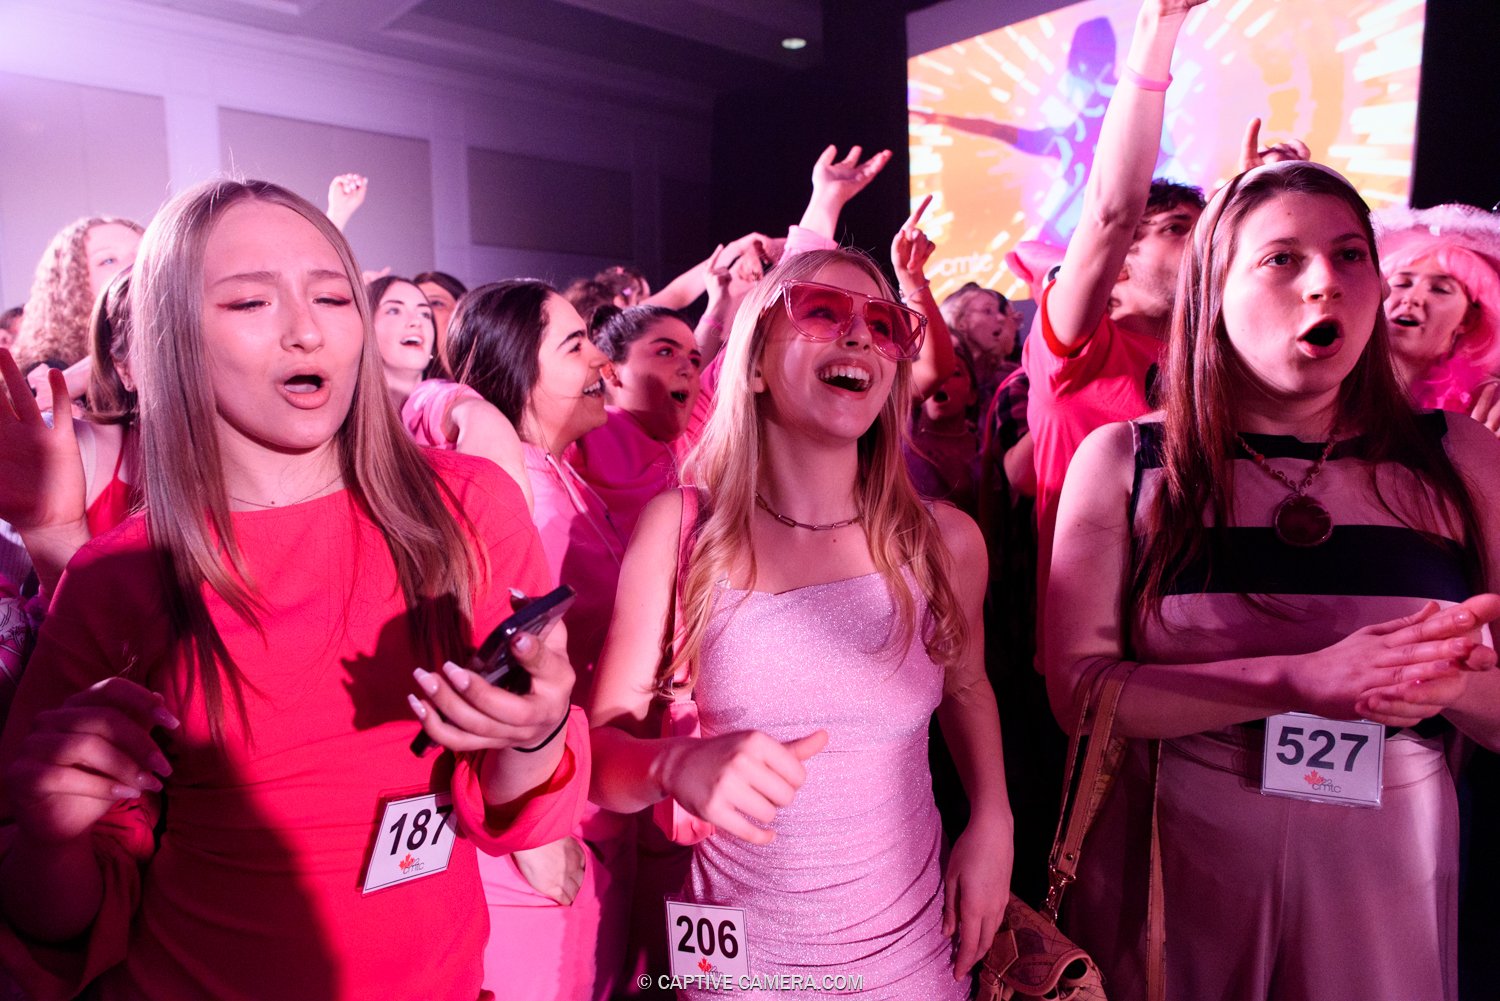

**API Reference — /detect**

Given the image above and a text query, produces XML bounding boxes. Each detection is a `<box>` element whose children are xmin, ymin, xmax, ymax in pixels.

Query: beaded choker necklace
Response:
<box><xmin>1234</xmin><ymin>432</ymin><xmax>1338</xmax><ymax>547</ymax></box>
<box><xmin>754</xmin><ymin>492</ymin><xmax>862</xmax><ymax>532</ymax></box>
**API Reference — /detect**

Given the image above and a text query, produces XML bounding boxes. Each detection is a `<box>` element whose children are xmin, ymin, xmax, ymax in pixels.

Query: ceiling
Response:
<box><xmin>131</xmin><ymin>0</ymin><xmax>835</xmax><ymax>112</ymax></box>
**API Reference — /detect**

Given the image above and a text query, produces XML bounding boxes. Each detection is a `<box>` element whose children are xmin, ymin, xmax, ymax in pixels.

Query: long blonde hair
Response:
<box><xmin>13</xmin><ymin>215</ymin><xmax>144</xmax><ymax>368</ymax></box>
<box><xmin>667</xmin><ymin>249</ymin><xmax>966</xmax><ymax>689</ymax></box>
<box><xmin>131</xmin><ymin>179</ymin><xmax>486</xmax><ymax>740</ymax></box>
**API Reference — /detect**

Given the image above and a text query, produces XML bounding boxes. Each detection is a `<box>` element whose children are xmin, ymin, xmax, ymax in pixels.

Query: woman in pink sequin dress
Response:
<box><xmin>589</xmin><ymin>248</ymin><xmax>1013</xmax><ymax>998</ymax></box>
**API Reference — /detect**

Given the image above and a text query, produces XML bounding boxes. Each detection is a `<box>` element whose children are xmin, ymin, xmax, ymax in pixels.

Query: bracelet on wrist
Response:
<box><xmin>515</xmin><ymin>711</ymin><xmax>570</xmax><ymax>753</ymax></box>
<box><xmin>900</xmin><ymin>279</ymin><xmax>931</xmax><ymax>301</ymax></box>
<box><xmin>1120</xmin><ymin>66</ymin><xmax>1172</xmax><ymax>92</ymax></box>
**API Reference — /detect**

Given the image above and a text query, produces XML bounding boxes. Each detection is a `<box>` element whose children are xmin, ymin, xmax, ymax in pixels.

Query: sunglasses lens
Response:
<box><xmin>786</xmin><ymin>284</ymin><xmax>853</xmax><ymax>340</ymax></box>
<box><xmin>865</xmin><ymin>301</ymin><xmax>922</xmax><ymax>360</ymax></box>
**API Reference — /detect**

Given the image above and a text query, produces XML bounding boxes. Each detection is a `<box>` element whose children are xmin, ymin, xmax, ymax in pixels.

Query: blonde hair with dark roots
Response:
<box><xmin>131</xmin><ymin>179</ymin><xmax>486</xmax><ymax>740</ymax></box>
<box><xmin>666</xmin><ymin>248</ymin><xmax>967</xmax><ymax>690</ymax></box>
<box><xmin>13</xmin><ymin>215</ymin><xmax>144</xmax><ymax>368</ymax></box>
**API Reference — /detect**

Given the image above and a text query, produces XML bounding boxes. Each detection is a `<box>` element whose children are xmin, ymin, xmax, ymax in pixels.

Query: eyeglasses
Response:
<box><xmin>778</xmin><ymin>281</ymin><xmax>927</xmax><ymax>361</ymax></box>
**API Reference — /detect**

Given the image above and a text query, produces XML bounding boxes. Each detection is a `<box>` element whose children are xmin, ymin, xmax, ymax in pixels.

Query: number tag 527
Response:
<box><xmin>363</xmin><ymin>792</ymin><xmax>456</xmax><ymax>894</ymax></box>
<box><xmin>665</xmin><ymin>899</ymin><xmax>750</xmax><ymax>980</ymax></box>
<box><xmin>1260</xmin><ymin>713</ymin><xmax>1384</xmax><ymax>808</ymax></box>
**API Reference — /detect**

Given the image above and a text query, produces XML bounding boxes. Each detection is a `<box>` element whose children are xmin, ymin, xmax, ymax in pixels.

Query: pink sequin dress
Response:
<box><xmin>682</xmin><ymin>571</ymin><xmax>969</xmax><ymax>1000</ymax></box>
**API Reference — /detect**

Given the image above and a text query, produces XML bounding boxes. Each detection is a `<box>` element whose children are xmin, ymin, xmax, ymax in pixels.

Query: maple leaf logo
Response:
<box><xmin>398</xmin><ymin>853</ymin><xmax>416</xmax><ymax>871</ymax></box>
<box><xmin>1303</xmin><ymin>770</ymin><xmax>1322</xmax><ymax>787</ymax></box>
<box><xmin>698</xmin><ymin>958</ymin><xmax>714</xmax><ymax>973</ymax></box>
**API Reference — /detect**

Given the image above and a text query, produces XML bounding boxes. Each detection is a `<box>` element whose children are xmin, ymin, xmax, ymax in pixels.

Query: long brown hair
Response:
<box><xmin>131</xmin><ymin>179</ymin><xmax>485</xmax><ymax>740</ymax></box>
<box><xmin>1135</xmin><ymin>162</ymin><xmax>1487</xmax><ymax>620</ymax></box>
<box><xmin>667</xmin><ymin>249</ymin><xmax>967</xmax><ymax>689</ymax></box>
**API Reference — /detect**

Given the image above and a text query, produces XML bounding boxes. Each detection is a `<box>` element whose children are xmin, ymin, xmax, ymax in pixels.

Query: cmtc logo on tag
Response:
<box><xmin>1260</xmin><ymin>713</ymin><xmax>1383</xmax><ymax>808</ymax></box>
<box><xmin>363</xmin><ymin>792</ymin><xmax>456</xmax><ymax>894</ymax></box>
<box><xmin>665</xmin><ymin>899</ymin><xmax>751</xmax><ymax>982</ymax></box>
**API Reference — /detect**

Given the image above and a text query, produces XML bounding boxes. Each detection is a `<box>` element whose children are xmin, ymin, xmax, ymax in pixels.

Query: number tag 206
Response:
<box><xmin>1260</xmin><ymin>713</ymin><xmax>1384</xmax><ymax>808</ymax></box>
<box><xmin>363</xmin><ymin>792</ymin><xmax>456</xmax><ymax>894</ymax></box>
<box><xmin>665</xmin><ymin>899</ymin><xmax>750</xmax><ymax>980</ymax></box>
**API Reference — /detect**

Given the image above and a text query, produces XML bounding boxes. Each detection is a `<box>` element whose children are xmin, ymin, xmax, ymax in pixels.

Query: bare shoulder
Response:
<box><xmin>930</xmin><ymin>502</ymin><xmax>986</xmax><ymax>565</ymax></box>
<box><xmin>1071</xmin><ymin>419</ymin><xmax>1140</xmax><ymax>483</ymax></box>
<box><xmin>1444</xmin><ymin>410</ymin><xmax>1500</xmax><ymax>468</ymax></box>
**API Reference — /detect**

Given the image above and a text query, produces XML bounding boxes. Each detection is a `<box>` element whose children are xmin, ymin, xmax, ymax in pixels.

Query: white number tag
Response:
<box><xmin>362</xmin><ymin>792</ymin><xmax>456</xmax><ymax>893</ymax></box>
<box><xmin>1260</xmin><ymin>713</ymin><xmax>1384</xmax><ymax>808</ymax></box>
<box><xmin>665</xmin><ymin>899</ymin><xmax>750</xmax><ymax>981</ymax></box>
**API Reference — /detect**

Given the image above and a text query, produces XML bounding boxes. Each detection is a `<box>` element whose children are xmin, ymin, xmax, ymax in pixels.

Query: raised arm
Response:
<box><xmin>1045</xmin><ymin>422</ymin><xmax>1500</xmax><ymax>739</ymax></box>
<box><xmin>797</xmin><ymin>145</ymin><xmax>893</xmax><ymax>241</ymax></box>
<box><xmin>325</xmin><ymin>173</ymin><xmax>368</xmax><ymax>232</ymax></box>
<box><xmin>1047</xmin><ymin>0</ymin><xmax>1204</xmax><ymax>351</ymax></box>
<box><xmin>890</xmin><ymin>195</ymin><xmax>956</xmax><ymax>399</ymax></box>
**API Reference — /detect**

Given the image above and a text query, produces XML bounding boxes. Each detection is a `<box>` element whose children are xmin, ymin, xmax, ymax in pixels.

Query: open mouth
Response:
<box><xmin>582</xmin><ymin>378</ymin><xmax>606</xmax><ymax>398</ymax></box>
<box><xmin>1390</xmin><ymin>316</ymin><xmax>1421</xmax><ymax>328</ymax></box>
<box><xmin>669</xmin><ymin>390</ymin><xmax>690</xmax><ymax>405</ymax></box>
<box><xmin>932</xmin><ymin>390</ymin><xmax>950</xmax><ymax>404</ymax></box>
<box><xmin>400</xmin><ymin>335</ymin><xmax>426</xmax><ymax>347</ymax></box>
<box><xmin>816</xmin><ymin>362</ymin><xmax>873</xmax><ymax>393</ymax></box>
<box><xmin>1300</xmin><ymin>321</ymin><xmax>1340</xmax><ymax>349</ymax></box>
<box><xmin>284</xmin><ymin>373</ymin><xmax>325</xmax><ymax>394</ymax></box>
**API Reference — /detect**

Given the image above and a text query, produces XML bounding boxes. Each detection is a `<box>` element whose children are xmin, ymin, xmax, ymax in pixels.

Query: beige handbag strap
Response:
<box><xmin>1043</xmin><ymin>663</ymin><xmax>1166</xmax><ymax>1001</ymax></box>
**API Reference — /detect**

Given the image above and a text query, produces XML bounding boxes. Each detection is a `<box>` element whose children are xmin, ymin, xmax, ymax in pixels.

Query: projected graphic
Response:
<box><xmin>908</xmin><ymin>0</ymin><xmax>1427</xmax><ymax>300</ymax></box>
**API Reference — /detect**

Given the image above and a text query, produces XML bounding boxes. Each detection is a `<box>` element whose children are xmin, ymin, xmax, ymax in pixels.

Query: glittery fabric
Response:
<box><xmin>681</xmin><ymin>571</ymin><xmax>969</xmax><ymax>1000</ymax></box>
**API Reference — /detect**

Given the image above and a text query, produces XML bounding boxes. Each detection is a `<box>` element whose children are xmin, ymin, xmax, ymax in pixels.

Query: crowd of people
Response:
<box><xmin>0</xmin><ymin>0</ymin><xmax>1498</xmax><ymax>998</ymax></box>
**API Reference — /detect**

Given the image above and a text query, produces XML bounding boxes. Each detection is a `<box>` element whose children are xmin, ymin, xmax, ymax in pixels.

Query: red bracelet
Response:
<box><xmin>1121</xmin><ymin>66</ymin><xmax>1172</xmax><ymax>92</ymax></box>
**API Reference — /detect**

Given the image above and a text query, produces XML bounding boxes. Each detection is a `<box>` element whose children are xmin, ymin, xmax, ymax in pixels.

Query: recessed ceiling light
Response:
<box><xmin>781</xmin><ymin>37</ymin><xmax>807</xmax><ymax>50</ymax></box>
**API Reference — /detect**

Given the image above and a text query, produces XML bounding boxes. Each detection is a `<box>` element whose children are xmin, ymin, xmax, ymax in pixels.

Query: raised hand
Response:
<box><xmin>1151</xmin><ymin>0</ymin><xmax>1212</xmax><ymax>17</ymax></box>
<box><xmin>1239</xmin><ymin>117</ymin><xmax>1312</xmax><ymax>173</ymax></box>
<box><xmin>661</xmin><ymin>728</ymin><xmax>828</xmax><ymax>845</ymax></box>
<box><xmin>6</xmin><ymin>677</ymin><xmax>178</xmax><ymax>845</ymax></box>
<box><xmin>0</xmin><ymin>350</ymin><xmax>86</xmax><ymax>536</ymax></box>
<box><xmin>891</xmin><ymin>195</ymin><xmax>936</xmax><ymax>295</ymax></box>
<box><xmin>325</xmin><ymin>173</ymin><xmax>368</xmax><ymax>230</ymax></box>
<box><xmin>810</xmin><ymin>145</ymin><xmax>892</xmax><ymax>209</ymax></box>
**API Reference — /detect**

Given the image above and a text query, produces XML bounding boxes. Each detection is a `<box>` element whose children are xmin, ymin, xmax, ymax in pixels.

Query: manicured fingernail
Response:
<box><xmin>1456</xmin><ymin>610</ymin><xmax>1475</xmax><ymax>624</ymax></box>
<box><xmin>442</xmin><ymin>660</ymin><xmax>471</xmax><ymax>692</ymax></box>
<box><xmin>148</xmin><ymin>752</ymin><xmax>172</xmax><ymax>776</ymax></box>
<box><xmin>512</xmin><ymin>633</ymin><xmax>537</xmax><ymax>655</ymax></box>
<box><xmin>137</xmin><ymin>773</ymin><xmax>163</xmax><ymax>792</ymax></box>
<box><xmin>407</xmin><ymin>693</ymin><xmax>428</xmax><ymax>719</ymax></box>
<box><xmin>152</xmin><ymin>706</ymin><xmax>180</xmax><ymax>729</ymax></box>
<box><xmin>112</xmin><ymin>784</ymin><xmax>141</xmax><ymax>800</ymax></box>
<box><xmin>412</xmin><ymin>667</ymin><xmax>439</xmax><ymax>695</ymax></box>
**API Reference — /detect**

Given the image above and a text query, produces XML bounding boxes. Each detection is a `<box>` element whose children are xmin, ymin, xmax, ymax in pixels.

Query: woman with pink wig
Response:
<box><xmin>1377</xmin><ymin>204</ymin><xmax>1500</xmax><ymax>426</ymax></box>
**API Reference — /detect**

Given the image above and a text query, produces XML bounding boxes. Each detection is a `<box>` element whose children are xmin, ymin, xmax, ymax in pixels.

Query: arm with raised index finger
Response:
<box><xmin>891</xmin><ymin>195</ymin><xmax>956</xmax><ymax>398</ymax></box>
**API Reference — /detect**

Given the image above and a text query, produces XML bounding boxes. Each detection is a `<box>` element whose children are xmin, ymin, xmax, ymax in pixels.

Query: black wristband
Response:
<box><xmin>515</xmin><ymin>711</ymin><xmax>570</xmax><ymax>753</ymax></box>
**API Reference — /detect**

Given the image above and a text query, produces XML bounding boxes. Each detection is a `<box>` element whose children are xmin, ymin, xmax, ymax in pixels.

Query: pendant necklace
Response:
<box><xmin>755</xmin><ymin>492</ymin><xmax>862</xmax><ymax>531</ymax></box>
<box><xmin>1235</xmin><ymin>432</ymin><xmax>1339</xmax><ymax>547</ymax></box>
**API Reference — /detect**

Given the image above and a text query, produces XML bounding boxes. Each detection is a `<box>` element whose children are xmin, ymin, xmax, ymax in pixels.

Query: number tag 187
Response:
<box><xmin>1260</xmin><ymin>713</ymin><xmax>1384</xmax><ymax>808</ymax></box>
<box><xmin>665</xmin><ymin>899</ymin><xmax>750</xmax><ymax>981</ymax></box>
<box><xmin>363</xmin><ymin>792</ymin><xmax>456</xmax><ymax>894</ymax></box>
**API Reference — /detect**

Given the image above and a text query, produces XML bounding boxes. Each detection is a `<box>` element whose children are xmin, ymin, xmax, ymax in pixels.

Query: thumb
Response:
<box><xmin>784</xmin><ymin>729</ymin><xmax>829</xmax><ymax>761</ymax></box>
<box><xmin>49</xmin><ymin>370</ymin><xmax>77</xmax><ymax>427</ymax></box>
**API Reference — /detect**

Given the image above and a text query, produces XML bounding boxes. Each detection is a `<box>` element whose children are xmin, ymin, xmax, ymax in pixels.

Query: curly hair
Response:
<box><xmin>12</xmin><ymin>216</ymin><xmax>143</xmax><ymax>368</ymax></box>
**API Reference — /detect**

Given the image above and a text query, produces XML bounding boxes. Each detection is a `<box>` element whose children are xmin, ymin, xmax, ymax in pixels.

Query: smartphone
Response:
<box><xmin>410</xmin><ymin>584</ymin><xmax>576</xmax><ymax>756</ymax></box>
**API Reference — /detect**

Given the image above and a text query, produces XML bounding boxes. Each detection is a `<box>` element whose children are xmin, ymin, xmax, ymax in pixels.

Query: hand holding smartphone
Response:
<box><xmin>410</xmin><ymin>585</ymin><xmax>576</xmax><ymax>756</ymax></box>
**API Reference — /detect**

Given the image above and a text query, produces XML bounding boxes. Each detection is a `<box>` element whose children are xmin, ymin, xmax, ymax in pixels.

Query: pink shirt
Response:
<box><xmin>1026</xmin><ymin>280</ymin><xmax>1162</xmax><ymax>604</ymax></box>
<box><xmin>402</xmin><ymin>378</ymin><xmax>483</xmax><ymax>449</ymax></box>
<box><xmin>0</xmin><ymin>451</ymin><xmax>587</xmax><ymax>1001</ymax></box>
<box><xmin>570</xmin><ymin>408</ymin><xmax>690</xmax><ymax>546</ymax></box>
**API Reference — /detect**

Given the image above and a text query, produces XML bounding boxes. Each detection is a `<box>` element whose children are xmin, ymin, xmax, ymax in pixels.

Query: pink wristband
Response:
<box><xmin>1121</xmin><ymin>66</ymin><xmax>1172</xmax><ymax>92</ymax></box>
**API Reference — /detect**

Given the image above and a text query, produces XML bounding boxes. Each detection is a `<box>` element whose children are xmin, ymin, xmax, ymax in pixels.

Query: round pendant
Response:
<box><xmin>1274</xmin><ymin>494</ymin><xmax>1333</xmax><ymax>547</ymax></box>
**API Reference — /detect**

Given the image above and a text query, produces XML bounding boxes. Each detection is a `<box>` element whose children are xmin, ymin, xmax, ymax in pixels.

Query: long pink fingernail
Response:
<box><xmin>441</xmin><ymin>661</ymin><xmax>471</xmax><ymax>692</ymax></box>
<box><xmin>407</xmin><ymin>693</ymin><xmax>428</xmax><ymax>719</ymax></box>
<box><xmin>412</xmin><ymin>667</ymin><xmax>439</xmax><ymax>695</ymax></box>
